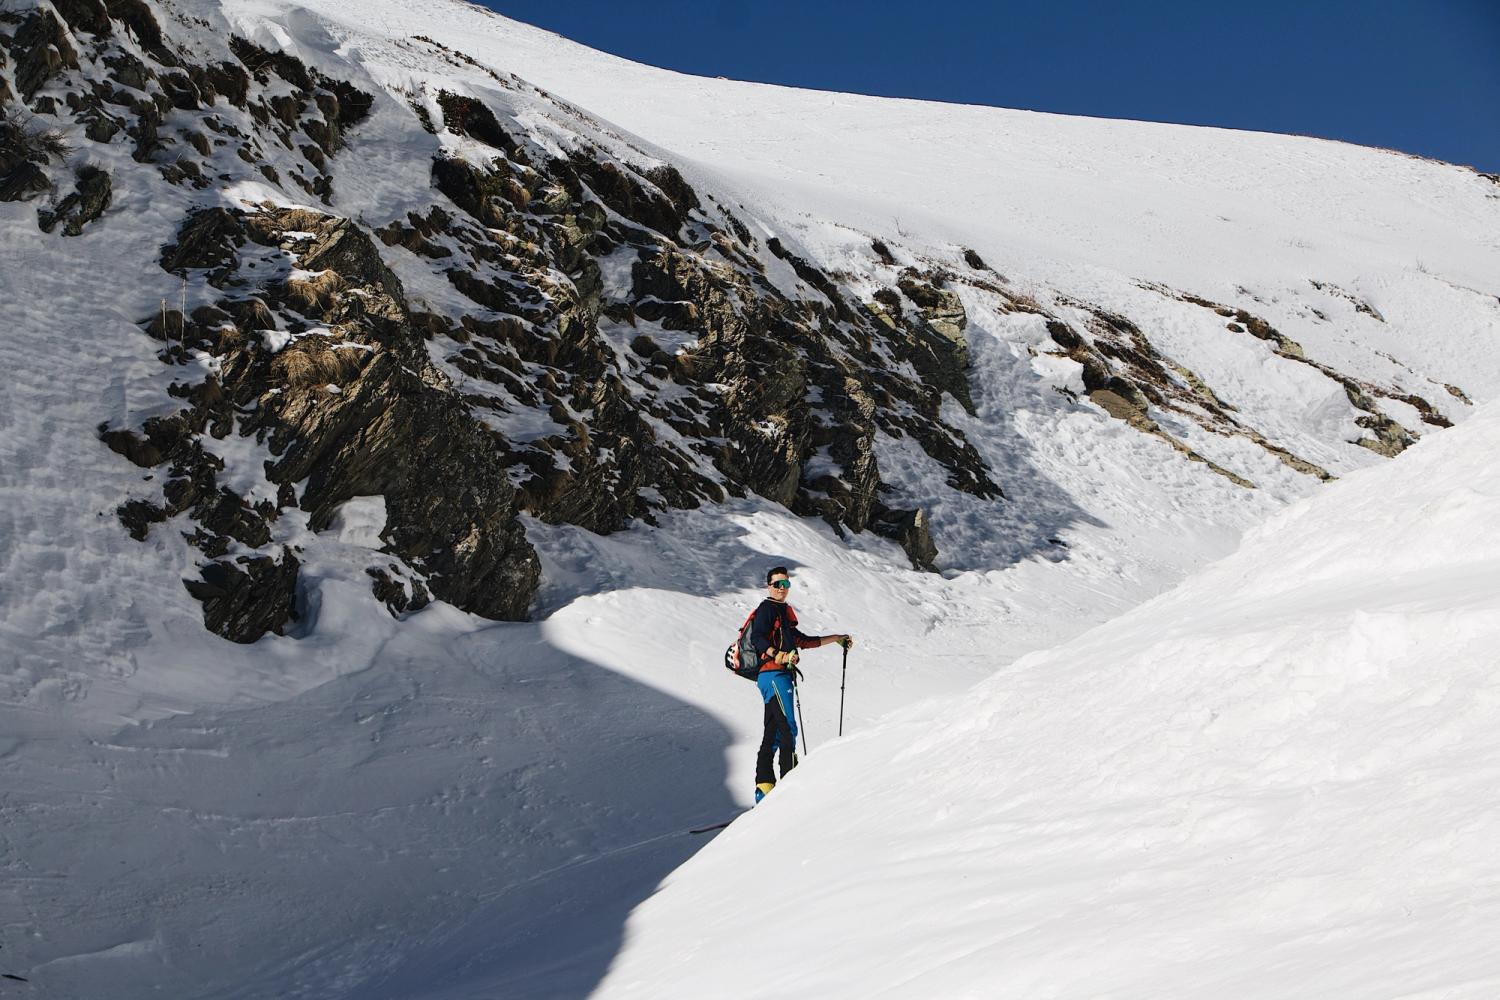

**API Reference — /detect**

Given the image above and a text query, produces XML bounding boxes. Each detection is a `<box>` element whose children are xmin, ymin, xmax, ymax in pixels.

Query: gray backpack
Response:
<box><xmin>724</xmin><ymin>609</ymin><xmax>762</xmax><ymax>680</ymax></box>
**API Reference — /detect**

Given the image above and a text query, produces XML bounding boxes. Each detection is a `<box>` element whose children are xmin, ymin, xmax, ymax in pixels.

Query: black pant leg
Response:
<box><xmin>757</xmin><ymin>682</ymin><xmax>799</xmax><ymax>785</ymax></box>
<box><xmin>755</xmin><ymin>697</ymin><xmax>781</xmax><ymax>785</ymax></box>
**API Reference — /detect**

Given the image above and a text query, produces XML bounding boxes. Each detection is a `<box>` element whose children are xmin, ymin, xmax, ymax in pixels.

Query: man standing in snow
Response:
<box><xmin>752</xmin><ymin>566</ymin><xmax>852</xmax><ymax>803</ymax></box>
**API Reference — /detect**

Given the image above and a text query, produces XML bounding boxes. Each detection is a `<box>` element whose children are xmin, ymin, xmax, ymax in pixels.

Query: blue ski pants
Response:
<box><xmin>755</xmin><ymin>670</ymin><xmax>798</xmax><ymax>784</ymax></box>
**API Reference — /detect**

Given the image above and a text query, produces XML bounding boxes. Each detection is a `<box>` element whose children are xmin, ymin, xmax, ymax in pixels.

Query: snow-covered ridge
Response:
<box><xmin>262</xmin><ymin>0</ymin><xmax>1500</xmax><ymax>371</ymax></box>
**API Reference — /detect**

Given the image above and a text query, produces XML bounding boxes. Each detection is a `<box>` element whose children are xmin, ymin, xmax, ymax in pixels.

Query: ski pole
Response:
<box><xmin>838</xmin><ymin>639</ymin><xmax>849</xmax><ymax>737</ymax></box>
<box><xmin>793</xmin><ymin>668</ymin><xmax>808</xmax><ymax>757</ymax></box>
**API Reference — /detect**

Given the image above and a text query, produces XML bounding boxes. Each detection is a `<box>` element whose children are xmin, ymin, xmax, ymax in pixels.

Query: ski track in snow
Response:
<box><xmin>0</xmin><ymin>0</ymin><xmax>1498</xmax><ymax>996</ymax></box>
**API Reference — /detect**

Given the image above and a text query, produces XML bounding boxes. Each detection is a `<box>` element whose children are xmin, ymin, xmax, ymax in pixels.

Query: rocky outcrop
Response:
<box><xmin>12</xmin><ymin>9</ymin><xmax>78</xmax><ymax>101</ymax></box>
<box><xmin>0</xmin><ymin>156</ymin><xmax>51</xmax><ymax>201</ymax></box>
<box><xmin>184</xmin><ymin>549</ymin><xmax>300</xmax><ymax>643</ymax></box>
<box><xmin>6</xmin><ymin>0</ymin><xmax>1023</xmax><ymax>599</ymax></box>
<box><xmin>50</xmin><ymin>0</ymin><xmax>113</xmax><ymax>38</ymax></box>
<box><xmin>568</xmin><ymin>152</ymin><xmax>692</xmax><ymax>238</ymax></box>
<box><xmin>368</xmin><ymin>565</ymin><xmax>431</xmax><ymax>617</ymax></box>
<box><xmin>1169</xmin><ymin>287</ymin><xmax>1450</xmax><ymax>459</ymax></box>
<box><xmin>403</xmin><ymin>110</ymin><xmax>1002</xmax><ymax>572</ymax></box>
<box><xmin>38</xmin><ymin>164</ymin><xmax>110</xmax><ymax>235</ymax></box>
<box><xmin>895</xmin><ymin>269</ymin><xmax>972</xmax><ymax>412</ymax></box>
<box><xmin>1037</xmin><ymin>301</ymin><xmax>1333</xmax><ymax>485</ymax></box>
<box><xmin>148</xmin><ymin>205</ymin><xmax>542</xmax><ymax>624</ymax></box>
<box><xmin>436</xmin><ymin>90</ymin><xmax>518</xmax><ymax>153</ymax></box>
<box><xmin>160</xmin><ymin>207</ymin><xmax>245</xmax><ymax>285</ymax></box>
<box><xmin>870</xmin><ymin>507</ymin><xmax>938</xmax><ymax>572</ymax></box>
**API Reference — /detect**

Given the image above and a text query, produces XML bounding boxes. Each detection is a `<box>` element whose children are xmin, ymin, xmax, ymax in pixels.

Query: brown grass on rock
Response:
<box><xmin>285</xmin><ymin>270</ymin><xmax>346</xmax><ymax>314</ymax></box>
<box><xmin>273</xmin><ymin>341</ymin><xmax>363</xmax><ymax>387</ymax></box>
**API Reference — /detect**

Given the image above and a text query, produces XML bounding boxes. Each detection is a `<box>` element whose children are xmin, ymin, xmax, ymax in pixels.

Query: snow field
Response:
<box><xmin>2</xmin><ymin>0</ymin><xmax>1498</xmax><ymax>995</ymax></box>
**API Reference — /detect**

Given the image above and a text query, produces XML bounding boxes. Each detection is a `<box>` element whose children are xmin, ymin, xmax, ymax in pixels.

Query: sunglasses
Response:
<box><xmin>769</xmin><ymin>580</ymin><xmax>791</xmax><ymax>590</ymax></box>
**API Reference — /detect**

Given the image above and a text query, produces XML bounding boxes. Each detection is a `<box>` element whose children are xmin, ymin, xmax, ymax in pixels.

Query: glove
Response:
<box><xmin>773</xmin><ymin>650</ymin><xmax>797</xmax><ymax>665</ymax></box>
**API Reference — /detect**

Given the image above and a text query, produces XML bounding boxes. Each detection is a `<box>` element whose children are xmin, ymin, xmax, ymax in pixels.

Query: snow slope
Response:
<box><xmin>593</xmin><ymin>400</ymin><xmax>1500</xmax><ymax>1000</ymax></box>
<box><xmin>2</xmin><ymin>0</ymin><xmax>1498</xmax><ymax>996</ymax></box>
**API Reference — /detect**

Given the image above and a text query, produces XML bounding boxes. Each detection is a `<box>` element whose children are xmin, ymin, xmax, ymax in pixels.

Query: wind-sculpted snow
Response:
<box><xmin>594</xmin><ymin>402</ymin><xmax>1500</xmax><ymax>1000</ymax></box>
<box><xmin>1</xmin><ymin>0</ymin><xmax>1498</xmax><ymax>995</ymax></box>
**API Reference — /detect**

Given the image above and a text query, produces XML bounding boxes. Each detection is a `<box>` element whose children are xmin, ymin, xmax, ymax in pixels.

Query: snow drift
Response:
<box><xmin>594</xmin><ymin>401</ymin><xmax>1500</xmax><ymax>999</ymax></box>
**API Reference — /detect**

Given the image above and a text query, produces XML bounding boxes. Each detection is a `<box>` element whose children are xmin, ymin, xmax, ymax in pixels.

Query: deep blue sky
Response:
<box><xmin>483</xmin><ymin>1</ymin><xmax>1500</xmax><ymax>173</ymax></box>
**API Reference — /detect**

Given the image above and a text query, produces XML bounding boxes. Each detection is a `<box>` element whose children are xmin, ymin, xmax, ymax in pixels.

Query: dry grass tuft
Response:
<box><xmin>280</xmin><ymin>208</ymin><xmax>329</xmax><ymax>233</ymax></box>
<box><xmin>285</xmin><ymin>271</ymin><xmax>346</xmax><ymax>315</ymax></box>
<box><xmin>0</xmin><ymin>110</ymin><xmax>71</xmax><ymax>169</ymax></box>
<box><xmin>273</xmin><ymin>341</ymin><xmax>363</xmax><ymax>387</ymax></box>
<box><xmin>234</xmin><ymin>297</ymin><xmax>277</xmax><ymax>331</ymax></box>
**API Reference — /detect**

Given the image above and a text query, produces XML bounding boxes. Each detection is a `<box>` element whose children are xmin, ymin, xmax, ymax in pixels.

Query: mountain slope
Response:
<box><xmin>0</xmin><ymin>0</ymin><xmax>1497</xmax><ymax>996</ymax></box>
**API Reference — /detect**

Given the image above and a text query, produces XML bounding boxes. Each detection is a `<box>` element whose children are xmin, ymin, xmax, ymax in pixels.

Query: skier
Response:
<box><xmin>752</xmin><ymin>566</ymin><xmax>852</xmax><ymax>803</ymax></box>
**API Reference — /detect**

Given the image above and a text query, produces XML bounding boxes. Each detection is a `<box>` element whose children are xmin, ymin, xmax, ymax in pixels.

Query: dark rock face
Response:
<box><xmin>234</xmin><ymin>211</ymin><xmax>538</xmax><ymax>618</ymax></box>
<box><xmin>397</xmin><ymin>90</ymin><xmax>1011</xmax><ymax>571</ymax></box>
<box><xmin>51</xmin><ymin>0</ymin><xmax>113</xmax><ymax>38</ymax></box>
<box><xmin>630</xmin><ymin>245</ymin><xmax>810</xmax><ymax>506</ymax></box>
<box><xmin>106</xmin><ymin>0</ymin><xmax>172</xmax><ymax>62</ymax></box>
<box><xmin>161</xmin><ymin>208</ymin><xmax>247</xmax><ymax>285</ymax></box>
<box><xmin>436</xmin><ymin>90</ymin><xmax>517</xmax><ymax>153</ymax></box>
<box><xmin>101</xmin><ymin>387</ymin><xmax>301</xmax><ymax>643</ymax></box>
<box><xmin>184</xmin><ymin>549</ymin><xmax>300</xmax><ymax>643</ymax></box>
<box><xmin>12</xmin><ymin>10</ymin><xmax>78</xmax><ymax>101</ymax></box>
<box><xmin>100</xmin><ymin>406</ymin><xmax>274</xmax><ymax>555</ymax></box>
<box><xmin>766</xmin><ymin>236</ymin><xmax>857</xmax><ymax>323</ymax></box>
<box><xmin>38</xmin><ymin>164</ymin><xmax>111</xmax><ymax>235</ymax></box>
<box><xmin>367</xmin><ymin>566</ymin><xmax>431</xmax><ymax>617</ymax></box>
<box><xmin>297</xmin><ymin>218</ymin><xmax>406</xmax><ymax>307</ymax></box>
<box><xmin>141</xmin><ymin>205</ymin><xmax>543</xmax><ymax>624</ymax></box>
<box><xmin>431</xmin><ymin>155</ymin><xmax>513</xmax><ymax>230</ymax></box>
<box><xmin>0</xmin><ymin>159</ymin><xmax>49</xmax><ymax>201</ymax></box>
<box><xmin>895</xmin><ymin>269</ymin><xmax>973</xmax><ymax>413</ymax></box>
<box><xmin>870</xmin><ymin>507</ymin><xmax>938</xmax><ymax>572</ymax></box>
<box><xmin>567</xmin><ymin>153</ymin><xmax>688</xmax><ymax>237</ymax></box>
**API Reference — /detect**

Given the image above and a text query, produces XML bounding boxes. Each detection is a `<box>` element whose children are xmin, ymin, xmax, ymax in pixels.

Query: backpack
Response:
<box><xmin>725</xmin><ymin>608</ymin><xmax>773</xmax><ymax>680</ymax></box>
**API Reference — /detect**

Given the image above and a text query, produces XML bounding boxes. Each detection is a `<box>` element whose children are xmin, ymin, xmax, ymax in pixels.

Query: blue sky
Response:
<box><xmin>483</xmin><ymin>1</ymin><xmax>1500</xmax><ymax>173</ymax></box>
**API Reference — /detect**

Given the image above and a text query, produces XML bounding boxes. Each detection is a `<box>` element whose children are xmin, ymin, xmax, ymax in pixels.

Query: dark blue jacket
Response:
<box><xmin>751</xmin><ymin>599</ymin><xmax>819</xmax><ymax>671</ymax></box>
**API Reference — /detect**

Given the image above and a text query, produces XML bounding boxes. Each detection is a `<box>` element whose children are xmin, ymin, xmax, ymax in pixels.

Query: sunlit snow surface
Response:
<box><xmin>0</xmin><ymin>0</ymin><xmax>1497</xmax><ymax>996</ymax></box>
<box><xmin>593</xmin><ymin>401</ymin><xmax>1500</xmax><ymax>1000</ymax></box>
